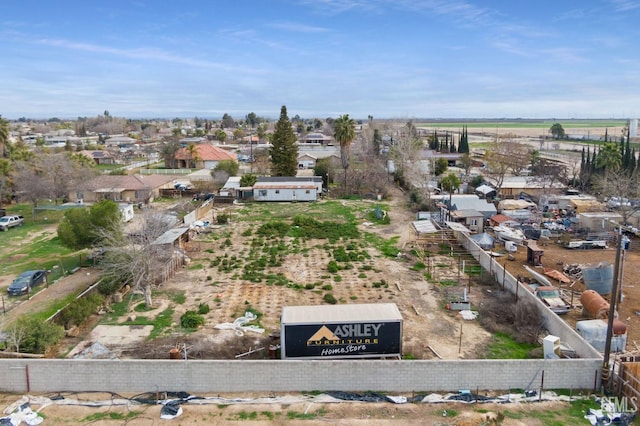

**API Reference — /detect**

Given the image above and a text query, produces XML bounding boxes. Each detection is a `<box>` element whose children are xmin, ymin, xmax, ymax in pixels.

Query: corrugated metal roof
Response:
<box><xmin>445</xmin><ymin>221</ymin><xmax>472</xmax><ymax>233</ymax></box>
<box><xmin>282</xmin><ymin>303</ymin><xmax>401</xmax><ymax>325</ymax></box>
<box><xmin>412</xmin><ymin>220</ymin><xmax>438</xmax><ymax>234</ymax></box>
<box><xmin>152</xmin><ymin>227</ymin><xmax>189</xmax><ymax>245</ymax></box>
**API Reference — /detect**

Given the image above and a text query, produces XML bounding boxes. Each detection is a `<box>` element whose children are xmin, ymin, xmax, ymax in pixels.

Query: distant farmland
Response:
<box><xmin>415</xmin><ymin>120</ymin><xmax>626</xmax><ymax>129</ymax></box>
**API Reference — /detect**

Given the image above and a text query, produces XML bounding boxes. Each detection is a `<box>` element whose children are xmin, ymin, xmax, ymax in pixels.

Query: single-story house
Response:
<box><xmin>174</xmin><ymin>144</ymin><xmax>237</xmax><ymax>169</ymax></box>
<box><xmin>253</xmin><ymin>176</ymin><xmax>323</xmax><ymax>202</ymax></box>
<box><xmin>70</xmin><ymin>174</ymin><xmax>175</xmax><ymax>203</ymax></box>
<box><xmin>105</xmin><ymin>136</ymin><xmax>138</xmax><ymax>147</ymax></box>
<box><xmin>298</xmin><ymin>153</ymin><xmax>317</xmax><ymax>169</ymax></box>
<box><xmin>78</xmin><ymin>150</ymin><xmax>115</xmax><ymax>165</ymax></box>
<box><xmin>448</xmin><ymin>209</ymin><xmax>484</xmax><ymax>233</ymax></box>
<box><xmin>300</xmin><ymin>133</ymin><xmax>334</xmax><ymax>145</ymax></box>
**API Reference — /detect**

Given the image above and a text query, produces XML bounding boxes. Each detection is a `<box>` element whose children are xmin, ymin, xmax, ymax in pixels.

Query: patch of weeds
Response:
<box><xmin>333</xmin><ymin>275</ymin><xmax>342</xmax><ymax>282</ymax></box>
<box><xmin>180</xmin><ymin>310</ymin><xmax>205</xmax><ymax>329</ymax></box>
<box><xmin>323</xmin><ymin>293</ymin><xmax>337</xmax><ymax>304</ymax></box>
<box><xmin>188</xmin><ymin>263</ymin><xmax>204</xmax><ymax>270</ymax></box>
<box><xmin>350</xmin><ymin>295</ymin><xmax>357</xmax><ymax>300</ymax></box>
<box><xmin>362</xmin><ymin>264</ymin><xmax>373</xmax><ymax>271</ymax></box>
<box><xmin>149</xmin><ymin>309</ymin><xmax>175</xmax><ymax>338</ymax></box>
<box><xmin>411</xmin><ymin>262</ymin><xmax>426</xmax><ymax>271</ymax></box>
<box><xmin>358</xmin><ymin>272</ymin><xmax>367</xmax><ymax>278</ymax></box>
<box><xmin>206</xmin><ymin>275</ymin><xmax>212</xmax><ymax>281</ymax></box>
<box><xmin>320</xmin><ymin>274</ymin><xmax>331</xmax><ymax>279</ymax></box>
<box><xmin>440</xmin><ymin>409</ymin><xmax>458</xmax><ymax>417</ymax></box>
<box><xmin>486</xmin><ymin>332</ymin><xmax>539</xmax><ymax>359</ymax></box>
<box><xmin>403</xmin><ymin>353</ymin><xmax>416</xmax><ymax>360</ymax></box>
<box><xmin>261</xmin><ymin>411</ymin><xmax>275</xmax><ymax>420</ymax></box>
<box><xmin>365</xmin><ymin>233</ymin><xmax>400</xmax><ymax>258</ymax></box>
<box><xmin>237</xmin><ymin>411</ymin><xmax>258</xmax><ymax>420</ymax></box>
<box><xmin>327</xmin><ymin>260</ymin><xmax>339</xmax><ymax>273</ymax></box>
<box><xmin>372</xmin><ymin>279</ymin><xmax>389</xmax><ymax>288</ymax></box>
<box><xmin>286</xmin><ymin>408</ymin><xmax>326</xmax><ymax>420</ymax></box>
<box><xmin>205</xmin><ymin>248</ymin><xmax>215</xmax><ymax>253</ymax></box>
<box><xmin>168</xmin><ymin>291</ymin><xmax>187</xmax><ymax>304</ymax></box>
<box><xmin>424</xmin><ymin>272</ymin><xmax>432</xmax><ymax>280</ymax></box>
<box><xmin>82</xmin><ymin>411</ymin><xmax>141</xmax><ymax>422</ymax></box>
<box><xmin>436</xmin><ymin>263</ymin><xmax>449</xmax><ymax>268</ymax></box>
<box><xmin>322</xmin><ymin>284</ymin><xmax>333</xmax><ymax>291</ymax></box>
<box><xmin>502</xmin><ymin>410</ymin><xmax>524</xmax><ymax>419</ymax></box>
<box><xmin>198</xmin><ymin>303</ymin><xmax>210</xmax><ymax>314</ymax></box>
<box><xmin>438</xmin><ymin>279</ymin><xmax>458</xmax><ymax>286</ymax></box>
<box><xmin>134</xmin><ymin>302</ymin><xmax>152</xmax><ymax>313</ymax></box>
<box><xmin>305</xmin><ymin>283</ymin><xmax>315</xmax><ymax>290</ymax></box>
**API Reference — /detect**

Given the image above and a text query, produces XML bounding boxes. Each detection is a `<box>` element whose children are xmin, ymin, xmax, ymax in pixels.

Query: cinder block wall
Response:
<box><xmin>0</xmin><ymin>359</ymin><xmax>601</xmax><ymax>394</ymax></box>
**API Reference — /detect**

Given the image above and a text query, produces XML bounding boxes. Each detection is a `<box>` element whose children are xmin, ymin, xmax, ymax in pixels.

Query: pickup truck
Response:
<box><xmin>533</xmin><ymin>285</ymin><xmax>571</xmax><ymax>315</ymax></box>
<box><xmin>0</xmin><ymin>215</ymin><xmax>24</xmax><ymax>231</ymax></box>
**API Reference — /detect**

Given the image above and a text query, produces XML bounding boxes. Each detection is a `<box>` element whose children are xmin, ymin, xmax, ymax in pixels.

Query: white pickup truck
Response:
<box><xmin>0</xmin><ymin>215</ymin><xmax>25</xmax><ymax>231</ymax></box>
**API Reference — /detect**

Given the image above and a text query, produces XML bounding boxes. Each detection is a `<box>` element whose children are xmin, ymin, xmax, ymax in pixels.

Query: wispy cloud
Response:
<box><xmin>267</xmin><ymin>21</ymin><xmax>331</xmax><ymax>33</ymax></box>
<box><xmin>32</xmin><ymin>37</ymin><xmax>245</xmax><ymax>72</ymax></box>
<box><xmin>609</xmin><ymin>0</ymin><xmax>640</xmax><ymax>11</ymax></box>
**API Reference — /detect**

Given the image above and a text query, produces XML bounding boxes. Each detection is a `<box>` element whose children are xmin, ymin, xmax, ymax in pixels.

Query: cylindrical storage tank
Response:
<box><xmin>612</xmin><ymin>318</ymin><xmax>627</xmax><ymax>336</ymax></box>
<box><xmin>581</xmin><ymin>290</ymin><xmax>612</xmax><ymax>319</ymax></box>
<box><xmin>169</xmin><ymin>348</ymin><xmax>181</xmax><ymax>359</ymax></box>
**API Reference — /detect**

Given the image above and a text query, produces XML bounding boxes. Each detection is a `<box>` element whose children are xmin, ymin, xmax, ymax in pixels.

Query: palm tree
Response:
<box><xmin>186</xmin><ymin>143</ymin><xmax>201</xmax><ymax>169</ymax></box>
<box><xmin>333</xmin><ymin>114</ymin><xmax>356</xmax><ymax>193</ymax></box>
<box><xmin>596</xmin><ymin>142</ymin><xmax>622</xmax><ymax>189</ymax></box>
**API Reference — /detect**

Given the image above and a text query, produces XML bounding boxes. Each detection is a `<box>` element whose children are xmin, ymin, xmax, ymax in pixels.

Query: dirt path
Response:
<box><xmin>1</xmin><ymin>268</ymin><xmax>101</xmax><ymax>325</ymax></box>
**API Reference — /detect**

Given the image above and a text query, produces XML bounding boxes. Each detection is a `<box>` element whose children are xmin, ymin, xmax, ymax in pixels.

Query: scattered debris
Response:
<box><xmin>459</xmin><ymin>310</ymin><xmax>479</xmax><ymax>320</ymax></box>
<box><xmin>214</xmin><ymin>311</ymin><xmax>265</xmax><ymax>336</ymax></box>
<box><xmin>0</xmin><ymin>402</ymin><xmax>44</xmax><ymax>426</ymax></box>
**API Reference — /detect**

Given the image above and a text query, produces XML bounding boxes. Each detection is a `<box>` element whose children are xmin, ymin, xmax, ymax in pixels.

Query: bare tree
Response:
<box><xmin>98</xmin><ymin>211</ymin><xmax>177</xmax><ymax>307</ymax></box>
<box><xmin>12</xmin><ymin>160</ymin><xmax>53</xmax><ymax>208</ymax></box>
<box><xmin>592</xmin><ymin>171</ymin><xmax>640</xmax><ymax>225</ymax></box>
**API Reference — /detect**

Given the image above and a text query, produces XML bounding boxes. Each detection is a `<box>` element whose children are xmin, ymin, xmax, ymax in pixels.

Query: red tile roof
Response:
<box><xmin>176</xmin><ymin>144</ymin><xmax>237</xmax><ymax>161</ymax></box>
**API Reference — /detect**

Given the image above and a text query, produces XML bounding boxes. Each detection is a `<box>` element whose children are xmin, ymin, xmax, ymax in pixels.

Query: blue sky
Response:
<box><xmin>1</xmin><ymin>0</ymin><xmax>639</xmax><ymax>120</ymax></box>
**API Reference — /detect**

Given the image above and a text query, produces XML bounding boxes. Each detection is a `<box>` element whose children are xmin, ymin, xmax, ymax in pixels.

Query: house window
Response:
<box><xmin>305</xmin><ymin>190</ymin><xmax>310</xmax><ymax>194</ymax></box>
<box><xmin>259</xmin><ymin>190</ymin><xmax>267</xmax><ymax>196</ymax></box>
<box><xmin>275</xmin><ymin>190</ymin><xmax>280</xmax><ymax>194</ymax></box>
<box><xmin>76</xmin><ymin>192</ymin><xmax>84</xmax><ymax>201</ymax></box>
<box><xmin>470</xmin><ymin>219</ymin><xmax>478</xmax><ymax>226</ymax></box>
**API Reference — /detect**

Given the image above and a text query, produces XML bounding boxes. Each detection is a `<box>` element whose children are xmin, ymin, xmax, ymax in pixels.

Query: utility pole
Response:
<box><xmin>602</xmin><ymin>227</ymin><xmax>623</xmax><ymax>391</ymax></box>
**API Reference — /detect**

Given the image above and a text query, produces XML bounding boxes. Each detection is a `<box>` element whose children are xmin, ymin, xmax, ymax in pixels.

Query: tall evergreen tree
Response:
<box><xmin>269</xmin><ymin>105</ymin><xmax>298</xmax><ymax>176</ymax></box>
<box><xmin>458</xmin><ymin>126</ymin><xmax>470</xmax><ymax>153</ymax></box>
<box><xmin>373</xmin><ymin>128</ymin><xmax>382</xmax><ymax>155</ymax></box>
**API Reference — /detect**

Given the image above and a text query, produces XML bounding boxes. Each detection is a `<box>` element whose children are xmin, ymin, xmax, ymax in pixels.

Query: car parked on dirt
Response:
<box><xmin>0</xmin><ymin>215</ymin><xmax>24</xmax><ymax>231</ymax></box>
<box><xmin>7</xmin><ymin>270</ymin><xmax>47</xmax><ymax>296</ymax></box>
<box><xmin>193</xmin><ymin>193</ymin><xmax>215</xmax><ymax>202</ymax></box>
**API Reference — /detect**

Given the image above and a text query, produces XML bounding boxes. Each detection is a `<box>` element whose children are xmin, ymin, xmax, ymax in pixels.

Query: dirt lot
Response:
<box><xmin>86</xmin><ymin>192</ymin><xmax>494</xmax><ymax>361</ymax></box>
<box><xmin>0</xmin><ymin>391</ymin><xmax>599</xmax><ymax>425</ymax></box>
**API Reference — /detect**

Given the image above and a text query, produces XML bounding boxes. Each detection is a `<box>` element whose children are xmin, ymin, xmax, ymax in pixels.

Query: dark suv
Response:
<box><xmin>7</xmin><ymin>270</ymin><xmax>47</xmax><ymax>296</ymax></box>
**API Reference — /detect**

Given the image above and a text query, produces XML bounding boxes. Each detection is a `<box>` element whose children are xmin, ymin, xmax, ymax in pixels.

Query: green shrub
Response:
<box><xmin>58</xmin><ymin>293</ymin><xmax>105</xmax><ymax>328</ymax></box>
<box><xmin>180</xmin><ymin>311</ymin><xmax>205</xmax><ymax>328</ymax></box>
<box><xmin>217</xmin><ymin>213</ymin><xmax>229</xmax><ymax>224</ymax></box>
<box><xmin>8</xmin><ymin>316</ymin><xmax>65</xmax><ymax>354</ymax></box>
<box><xmin>323</xmin><ymin>293</ymin><xmax>337</xmax><ymax>304</ymax></box>
<box><xmin>97</xmin><ymin>276</ymin><xmax>122</xmax><ymax>296</ymax></box>
<box><xmin>322</xmin><ymin>284</ymin><xmax>333</xmax><ymax>291</ymax></box>
<box><xmin>198</xmin><ymin>303</ymin><xmax>210</xmax><ymax>314</ymax></box>
<box><xmin>327</xmin><ymin>260</ymin><xmax>339</xmax><ymax>273</ymax></box>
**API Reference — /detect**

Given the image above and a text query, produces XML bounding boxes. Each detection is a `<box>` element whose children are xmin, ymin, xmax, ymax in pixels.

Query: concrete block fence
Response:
<box><xmin>0</xmin><ymin>358</ymin><xmax>601</xmax><ymax>394</ymax></box>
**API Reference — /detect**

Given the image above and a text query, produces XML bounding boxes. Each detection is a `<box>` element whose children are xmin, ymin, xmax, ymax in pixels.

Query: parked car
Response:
<box><xmin>0</xmin><ymin>215</ymin><xmax>24</xmax><ymax>231</ymax></box>
<box><xmin>7</xmin><ymin>270</ymin><xmax>47</xmax><ymax>296</ymax></box>
<box><xmin>193</xmin><ymin>193</ymin><xmax>215</xmax><ymax>202</ymax></box>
